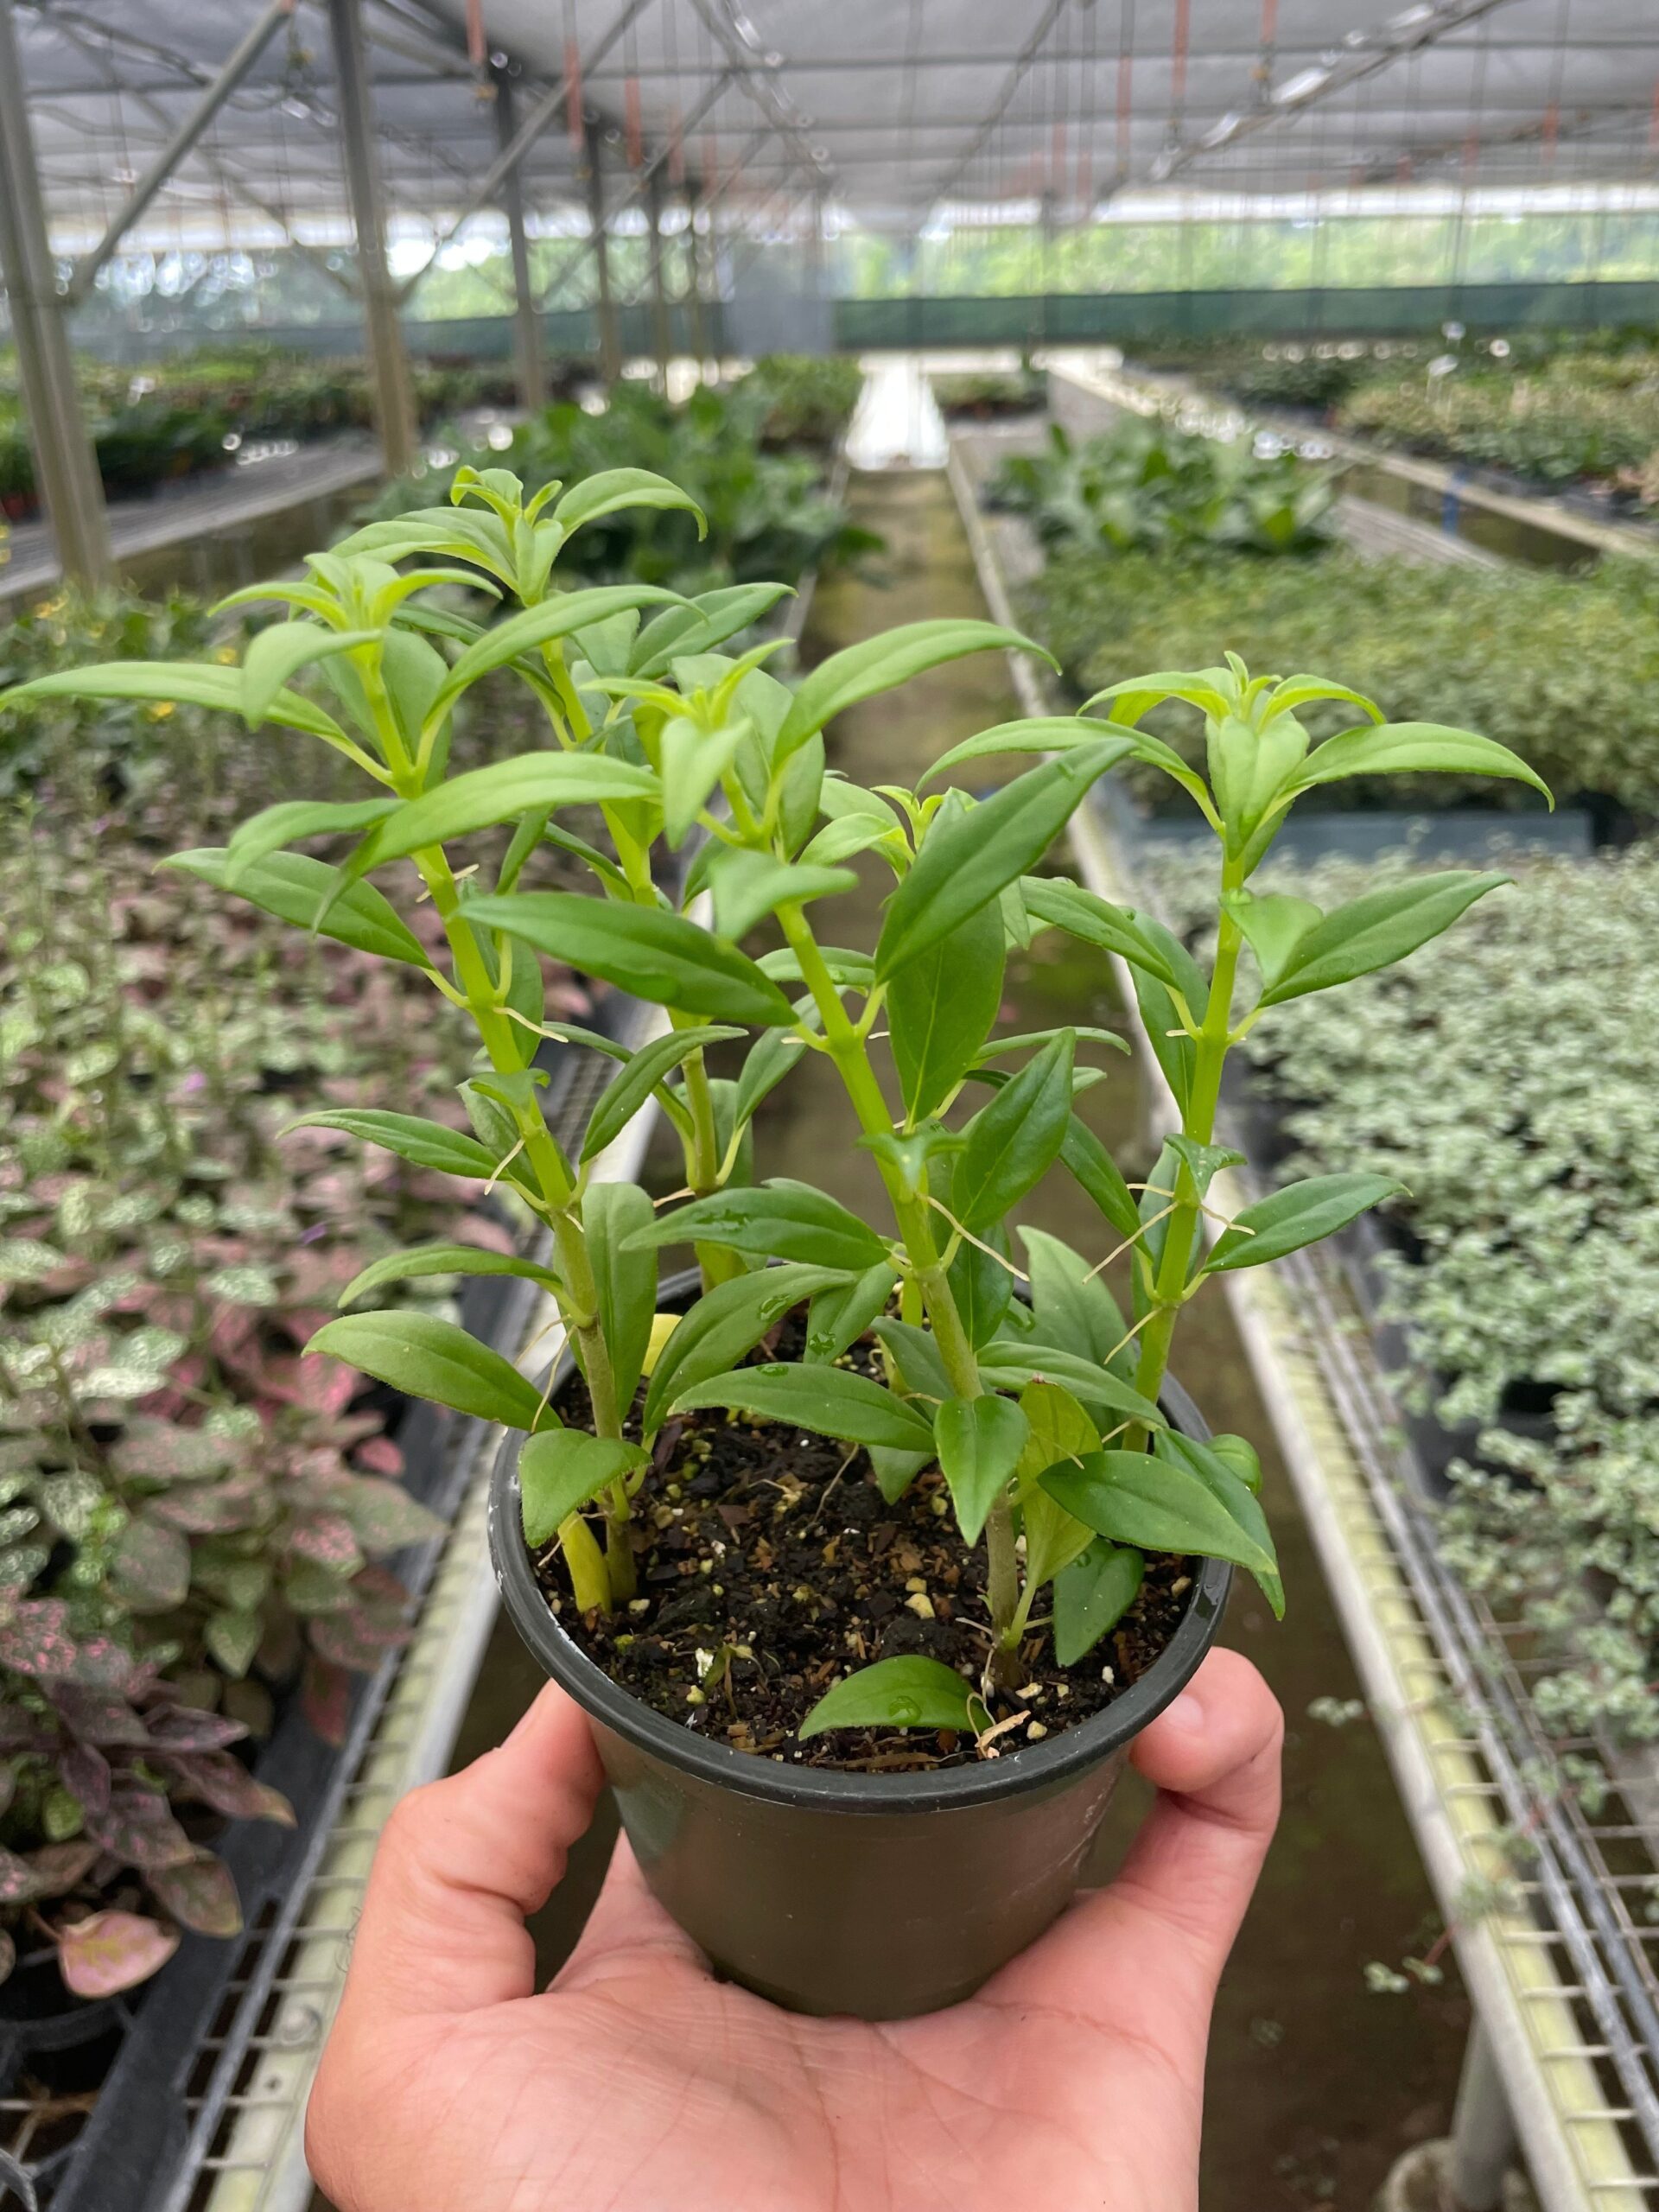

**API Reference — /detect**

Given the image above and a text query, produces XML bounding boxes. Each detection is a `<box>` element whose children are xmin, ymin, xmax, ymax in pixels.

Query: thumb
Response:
<box><xmin>986</xmin><ymin>1648</ymin><xmax>1281</xmax><ymax>2030</ymax></box>
<box><xmin>336</xmin><ymin>1680</ymin><xmax>604</xmax><ymax>2021</ymax></box>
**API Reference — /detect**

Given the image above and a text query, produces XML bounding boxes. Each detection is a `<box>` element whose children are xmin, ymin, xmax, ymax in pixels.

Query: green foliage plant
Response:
<box><xmin>989</xmin><ymin>416</ymin><xmax>1335</xmax><ymax>560</ymax></box>
<box><xmin>3</xmin><ymin>463</ymin><xmax>1551</xmax><ymax>1755</ymax></box>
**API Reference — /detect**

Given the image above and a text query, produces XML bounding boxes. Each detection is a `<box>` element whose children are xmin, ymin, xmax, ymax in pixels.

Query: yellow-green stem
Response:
<box><xmin>775</xmin><ymin>906</ymin><xmax>1024</xmax><ymax>1676</ymax></box>
<box><xmin>1129</xmin><ymin>861</ymin><xmax>1245</xmax><ymax>1436</ymax></box>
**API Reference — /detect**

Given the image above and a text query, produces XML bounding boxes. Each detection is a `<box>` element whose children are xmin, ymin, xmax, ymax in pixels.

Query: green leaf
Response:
<box><xmin>730</xmin><ymin>1026</ymin><xmax>810</xmax><ymax>1133</ymax></box>
<box><xmin>1157</xmin><ymin>1430</ymin><xmax>1282</xmax><ymax>1617</ymax></box>
<box><xmin>804</xmin><ymin>1264</ymin><xmax>896</xmax><ymax>1364</ymax></box>
<box><xmin>1290</xmin><ymin>722</ymin><xmax>1553</xmax><ymax>807</ymax></box>
<box><xmin>1013</xmin><ymin>1378</ymin><xmax>1100</xmax><ymax>1491</ymax></box>
<box><xmin>240</xmin><ymin>625</ymin><xmax>378</xmax><ymax>725</ymax></box>
<box><xmin>631</xmin><ymin>583</ymin><xmax>792</xmax><ymax>675</ymax></box>
<box><xmin>1054</xmin><ymin>1541</ymin><xmax>1144</xmax><ymax>1665</ymax></box>
<box><xmin>654</xmin><ymin>714</ymin><xmax>739</xmax><ymax>849</ymax></box>
<box><xmin>798</xmin><ymin>813</ymin><xmax>905</xmax><ymax>868</ymax></box>
<box><xmin>872</xmin><ymin>1317</ymin><xmax>952</xmax><ymax>1403</ymax></box>
<box><xmin>519</xmin><ymin>1430</ymin><xmax>647</xmax><ymax>1548</ymax></box>
<box><xmin>707</xmin><ymin>851</ymin><xmax>857</xmax><ymax>942</ymax></box>
<box><xmin>869</xmin><ymin>1446</ymin><xmax>934</xmax><ymax>1505</ymax></box>
<box><xmin>1019</xmin><ymin>1228</ymin><xmax>1128</xmax><ymax>1369</ymax></box>
<box><xmin>948</xmin><ymin>1231</ymin><xmax>1014</xmax><ymax>1348</ymax></box>
<box><xmin>1128</xmin><ymin>960</ymin><xmax>1196</xmax><ymax>1119</ymax></box>
<box><xmin>554</xmin><ymin>468</ymin><xmax>706</xmax><ymax>541</ymax></box>
<box><xmin>642</xmin><ymin>1265</ymin><xmax>850</xmax><ymax>1436</ymax></box>
<box><xmin>338</xmin><ymin>1243</ymin><xmax>562</xmax><ymax>1306</ymax></box>
<box><xmin>428</xmin><ymin>585</ymin><xmax>685</xmax><ymax>723</ymax></box>
<box><xmin>919</xmin><ymin>715</ymin><xmax>1124</xmax><ymax>787</ymax></box>
<box><xmin>1165</xmin><ymin>1135</ymin><xmax>1245</xmax><ymax>1198</ymax></box>
<box><xmin>775</xmin><ymin>620</ymin><xmax>1051</xmax><ymax>763</ymax></box>
<box><xmin>1041</xmin><ymin>1450</ymin><xmax>1276</xmax><ymax>1577</ymax></box>
<box><xmin>978</xmin><ymin>1345</ymin><xmax>1163</xmax><ymax>1433</ymax></box>
<box><xmin>1260</xmin><ymin>674</ymin><xmax>1383</xmax><ymax>726</ymax></box>
<box><xmin>1209</xmin><ymin>1433</ymin><xmax>1262</xmax><ymax>1493</ymax></box>
<box><xmin>225</xmin><ymin>798</ymin><xmax>398</xmax><ymax>886</ymax></box>
<box><xmin>671</xmin><ymin>1363</ymin><xmax>936</xmax><ymax>1452</ymax></box>
<box><xmin>1222</xmin><ymin>887</ymin><xmax>1322</xmax><ymax>994</ymax></box>
<box><xmin>626</xmin><ymin>1180</ymin><xmax>889</xmax><ymax>1273</ymax></box>
<box><xmin>466</xmin><ymin>893</ymin><xmax>794</xmax><ymax>1027</ymax></box>
<box><xmin>164</xmin><ymin>849</ymin><xmax>433</xmax><ymax>969</ymax></box>
<box><xmin>307</xmin><ymin>1312</ymin><xmax>547</xmax><ymax>1430</ymax></box>
<box><xmin>887</xmin><ymin>862</ymin><xmax>1006</xmax><ymax>1122</ymax></box>
<box><xmin>1020</xmin><ymin>875</ymin><xmax>1181</xmax><ymax>988</ymax></box>
<box><xmin>283</xmin><ymin>1110</ymin><xmax>501</xmax><ymax>1181</ymax></box>
<box><xmin>1020</xmin><ymin>1486</ymin><xmax>1097</xmax><ymax>1592</ymax></box>
<box><xmin>1059</xmin><ymin>1114</ymin><xmax>1141</xmax><ymax>1243</ymax></box>
<box><xmin>349</xmin><ymin>756</ymin><xmax>659</xmax><ymax>878</ymax></box>
<box><xmin>0</xmin><ymin>661</ymin><xmax>348</xmax><ymax>743</ymax></box>
<box><xmin>580</xmin><ymin>1026</ymin><xmax>743</xmax><ymax>1165</ymax></box>
<box><xmin>798</xmin><ymin>1655</ymin><xmax>978</xmax><ymax>1739</ymax></box>
<box><xmin>584</xmin><ymin>1182</ymin><xmax>656</xmax><ymax>1415</ymax></box>
<box><xmin>1205</xmin><ymin>1173</ymin><xmax>1405</xmax><ymax>1272</ymax></box>
<box><xmin>1257</xmin><ymin>872</ymin><xmax>1511</xmax><ymax>1007</ymax></box>
<box><xmin>952</xmin><ymin>1031</ymin><xmax>1073</xmax><ymax>1229</ymax></box>
<box><xmin>934</xmin><ymin>1395</ymin><xmax>1029</xmax><ymax>1542</ymax></box>
<box><xmin>874</xmin><ymin>746</ymin><xmax>1128</xmax><ymax>980</ymax></box>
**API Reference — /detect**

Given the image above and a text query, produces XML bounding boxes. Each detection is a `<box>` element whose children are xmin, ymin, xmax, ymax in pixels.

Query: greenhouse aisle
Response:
<box><xmin>439</xmin><ymin>466</ymin><xmax>1475</xmax><ymax>2212</ymax></box>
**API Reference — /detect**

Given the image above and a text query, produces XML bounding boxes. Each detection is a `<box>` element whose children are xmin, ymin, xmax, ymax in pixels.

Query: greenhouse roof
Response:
<box><xmin>11</xmin><ymin>0</ymin><xmax>1659</xmax><ymax>253</ymax></box>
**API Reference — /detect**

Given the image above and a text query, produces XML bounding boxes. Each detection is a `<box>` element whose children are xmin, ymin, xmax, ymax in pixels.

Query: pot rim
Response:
<box><xmin>487</xmin><ymin>1278</ymin><xmax>1234</xmax><ymax>1815</ymax></box>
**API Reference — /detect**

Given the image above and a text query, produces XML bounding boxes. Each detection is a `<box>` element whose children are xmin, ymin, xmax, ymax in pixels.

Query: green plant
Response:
<box><xmin>739</xmin><ymin>354</ymin><xmax>865</xmax><ymax>449</ymax></box>
<box><xmin>931</xmin><ymin>365</ymin><xmax>1046</xmax><ymax>417</ymax></box>
<box><xmin>989</xmin><ymin>417</ymin><xmax>1335</xmax><ymax>560</ymax></box>
<box><xmin>1152</xmin><ymin>844</ymin><xmax>1659</xmax><ymax>1751</ymax></box>
<box><xmin>4</xmin><ymin>467</ymin><xmax>1547</xmax><ymax>1755</ymax></box>
<box><xmin>366</xmin><ymin>378</ymin><xmax>874</xmax><ymax>591</ymax></box>
<box><xmin>1338</xmin><ymin>359</ymin><xmax>1659</xmax><ymax>489</ymax></box>
<box><xmin>1026</xmin><ymin>544</ymin><xmax>1659</xmax><ymax>818</ymax></box>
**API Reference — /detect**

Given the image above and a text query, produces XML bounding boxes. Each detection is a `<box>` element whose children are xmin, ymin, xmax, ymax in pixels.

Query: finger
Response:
<box><xmin>556</xmin><ymin>1833</ymin><xmax>708</xmax><ymax>1986</ymax></box>
<box><xmin>987</xmin><ymin>1649</ymin><xmax>1281</xmax><ymax>2024</ymax></box>
<box><xmin>339</xmin><ymin>1681</ymin><xmax>605</xmax><ymax>2019</ymax></box>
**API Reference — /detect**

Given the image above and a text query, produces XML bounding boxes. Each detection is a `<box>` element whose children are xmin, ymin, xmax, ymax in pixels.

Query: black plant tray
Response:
<box><xmin>0</xmin><ymin>1003</ymin><xmax>640</xmax><ymax>2212</ymax></box>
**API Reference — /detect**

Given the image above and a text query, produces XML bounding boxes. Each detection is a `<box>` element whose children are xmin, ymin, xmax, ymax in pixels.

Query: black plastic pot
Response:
<box><xmin>487</xmin><ymin>1281</ymin><xmax>1233</xmax><ymax>2020</ymax></box>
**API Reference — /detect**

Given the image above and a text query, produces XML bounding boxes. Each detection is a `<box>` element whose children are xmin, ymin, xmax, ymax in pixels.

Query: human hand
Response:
<box><xmin>308</xmin><ymin>1646</ymin><xmax>1281</xmax><ymax>2212</ymax></box>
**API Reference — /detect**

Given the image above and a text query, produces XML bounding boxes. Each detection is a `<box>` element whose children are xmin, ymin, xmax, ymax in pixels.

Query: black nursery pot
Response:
<box><xmin>487</xmin><ymin>1282</ymin><xmax>1233</xmax><ymax>2021</ymax></box>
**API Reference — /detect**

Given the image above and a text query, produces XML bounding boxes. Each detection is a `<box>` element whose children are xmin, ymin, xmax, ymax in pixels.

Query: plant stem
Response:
<box><xmin>1129</xmin><ymin>861</ymin><xmax>1244</xmax><ymax>1432</ymax></box>
<box><xmin>775</xmin><ymin>905</ymin><xmax>1025</xmax><ymax>1680</ymax></box>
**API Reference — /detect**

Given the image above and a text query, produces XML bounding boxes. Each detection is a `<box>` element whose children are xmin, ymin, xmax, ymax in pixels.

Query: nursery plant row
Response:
<box><xmin>982</xmin><ymin>407</ymin><xmax>1659</xmax><ymax>1767</ymax></box>
<box><xmin>0</xmin><ymin>347</ymin><xmax>861</xmax><ymax>523</ymax></box>
<box><xmin>0</xmin><ymin>347</ymin><xmax>524</xmax><ymax>518</ymax></box>
<box><xmin>1152</xmin><ymin>845</ymin><xmax>1659</xmax><ymax>1759</ymax></box>
<box><xmin>1002</xmin><ymin>416</ymin><xmax>1659</xmax><ymax>827</ymax></box>
<box><xmin>1134</xmin><ymin>325</ymin><xmax>1659</xmax><ymax>510</ymax></box>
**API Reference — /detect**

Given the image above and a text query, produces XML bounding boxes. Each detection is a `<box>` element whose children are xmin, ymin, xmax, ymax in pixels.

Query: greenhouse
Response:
<box><xmin>4</xmin><ymin>3</ymin><xmax>1659</xmax><ymax>2209</ymax></box>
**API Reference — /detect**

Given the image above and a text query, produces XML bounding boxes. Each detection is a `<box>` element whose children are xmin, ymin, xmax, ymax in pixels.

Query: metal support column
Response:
<box><xmin>0</xmin><ymin>0</ymin><xmax>111</xmax><ymax>588</ymax></box>
<box><xmin>493</xmin><ymin>67</ymin><xmax>545</xmax><ymax>412</ymax></box>
<box><xmin>585</xmin><ymin>143</ymin><xmax>623</xmax><ymax>385</ymax></box>
<box><xmin>326</xmin><ymin>0</ymin><xmax>417</xmax><ymax>476</ymax></box>
<box><xmin>1448</xmin><ymin>2026</ymin><xmax>1522</xmax><ymax>2212</ymax></box>
<box><xmin>646</xmin><ymin>167</ymin><xmax>674</xmax><ymax>396</ymax></box>
<box><xmin>682</xmin><ymin>198</ymin><xmax>709</xmax><ymax>378</ymax></box>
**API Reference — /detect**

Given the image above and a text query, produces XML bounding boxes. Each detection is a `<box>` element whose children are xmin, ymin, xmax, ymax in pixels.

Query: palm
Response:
<box><xmin>309</xmin><ymin>1655</ymin><xmax>1279</xmax><ymax>2212</ymax></box>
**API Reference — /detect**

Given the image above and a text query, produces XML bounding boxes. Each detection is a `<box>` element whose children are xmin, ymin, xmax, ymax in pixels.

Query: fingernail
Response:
<box><xmin>1161</xmin><ymin>1690</ymin><xmax>1205</xmax><ymax>1738</ymax></box>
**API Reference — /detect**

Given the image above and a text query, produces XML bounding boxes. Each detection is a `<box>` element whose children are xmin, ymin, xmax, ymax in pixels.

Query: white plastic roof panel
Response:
<box><xmin>10</xmin><ymin>0</ymin><xmax>1659</xmax><ymax>249</ymax></box>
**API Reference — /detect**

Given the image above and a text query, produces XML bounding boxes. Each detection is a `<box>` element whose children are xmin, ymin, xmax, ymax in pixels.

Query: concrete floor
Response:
<box><xmin>433</xmin><ymin>465</ymin><xmax>1473</xmax><ymax>2212</ymax></box>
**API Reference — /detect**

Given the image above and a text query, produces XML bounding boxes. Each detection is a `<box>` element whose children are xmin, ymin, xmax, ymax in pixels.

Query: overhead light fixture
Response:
<box><xmin>1200</xmin><ymin>112</ymin><xmax>1241</xmax><ymax>149</ymax></box>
